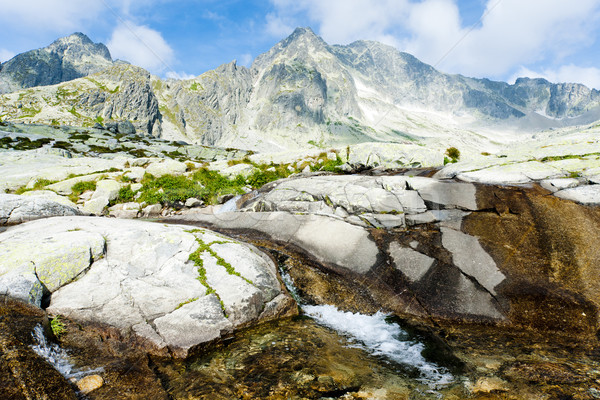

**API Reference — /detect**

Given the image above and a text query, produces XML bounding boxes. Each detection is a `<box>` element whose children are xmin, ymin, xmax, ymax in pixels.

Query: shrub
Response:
<box><xmin>139</xmin><ymin>174</ymin><xmax>204</xmax><ymax>204</ymax></box>
<box><xmin>445</xmin><ymin>147</ymin><xmax>460</xmax><ymax>163</ymax></box>
<box><xmin>116</xmin><ymin>185</ymin><xmax>135</xmax><ymax>203</ymax></box>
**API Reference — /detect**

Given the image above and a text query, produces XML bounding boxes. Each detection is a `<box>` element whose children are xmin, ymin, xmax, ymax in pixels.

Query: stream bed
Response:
<box><xmin>152</xmin><ymin>313</ymin><xmax>465</xmax><ymax>399</ymax></box>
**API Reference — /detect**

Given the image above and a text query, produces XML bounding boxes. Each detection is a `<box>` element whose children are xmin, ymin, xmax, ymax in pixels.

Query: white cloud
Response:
<box><xmin>266</xmin><ymin>0</ymin><xmax>409</xmax><ymax>45</ymax></box>
<box><xmin>512</xmin><ymin>65</ymin><xmax>600</xmax><ymax>90</ymax></box>
<box><xmin>267</xmin><ymin>0</ymin><xmax>600</xmax><ymax>83</ymax></box>
<box><xmin>0</xmin><ymin>0</ymin><xmax>106</xmax><ymax>32</ymax></box>
<box><xmin>107</xmin><ymin>22</ymin><xmax>175</xmax><ymax>74</ymax></box>
<box><xmin>0</xmin><ymin>49</ymin><xmax>16</xmax><ymax>63</ymax></box>
<box><xmin>165</xmin><ymin>71</ymin><xmax>196</xmax><ymax>80</ymax></box>
<box><xmin>409</xmin><ymin>0</ymin><xmax>600</xmax><ymax>77</ymax></box>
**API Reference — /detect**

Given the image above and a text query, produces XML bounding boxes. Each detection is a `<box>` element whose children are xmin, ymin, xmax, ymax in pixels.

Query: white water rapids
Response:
<box><xmin>281</xmin><ymin>269</ymin><xmax>453</xmax><ymax>388</ymax></box>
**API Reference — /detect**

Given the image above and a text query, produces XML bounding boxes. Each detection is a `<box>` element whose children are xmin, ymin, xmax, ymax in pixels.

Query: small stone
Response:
<box><xmin>302</xmin><ymin>166</ymin><xmax>311</xmax><ymax>174</ymax></box>
<box><xmin>141</xmin><ymin>204</ymin><xmax>162</xmax><ymax>218</ymax></box>
<box><xmin>130</xmin><ymin>183</ymin><xmax>143</xmax><ymax>192</ymax></box>
<box><xmin>266</xmin><ymin>167</ymin><xmax>276</xmax><ymax>172</ymax></box>
<box><xmin>76</xmin><ymin>374</ymin><xmax>104</xmax><ymax>394</ymax></box>
<box><xmin>185</xmin><ymin>198</ymin><xmax>203</xmax><ymax>208</ymax></box>
<box><xmin>469</xmin><ymin>377</ymin><xmax>509</xmax><ymax>394</ymax></box>
<box><xmin>327</xmin><ymin>152</ymin><xmax>337</xmax><ymax>161</ymax></box>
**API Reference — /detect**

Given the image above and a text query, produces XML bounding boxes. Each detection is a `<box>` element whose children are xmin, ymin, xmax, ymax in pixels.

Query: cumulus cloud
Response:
<box><xmin>266</xmin><ymin>0</ymin><xmax>409</xmax><ymax>45</ymax></box>
<box><xmin>0</xmin><ymin>49</ymin><xmax>16</xmax><ymax>63</ymax></box>
<box><xmin>107</xmin><ymin>22</ymin><xmax>175</xmax><ymax>74</ymax></box>
<box><xmin>512</xmin><ymin>65</ymin><xmax>600</xmax><ymax>90</ymax></box>
<box><xmin>266</xmin><ymin>0</ymin><xmax>600</xmax><ymax>84</ymax></box>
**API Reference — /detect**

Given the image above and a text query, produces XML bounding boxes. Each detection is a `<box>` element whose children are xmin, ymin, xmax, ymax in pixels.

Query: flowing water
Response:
<box><xmin>30</xmin><ymin>324</ymin><xmax>103</xmax><ymax>380</ymax></box>
<box><xmin>151</xmin><ymin>267</ymin><xmax>464</xmax><ymax>399</ymax></box>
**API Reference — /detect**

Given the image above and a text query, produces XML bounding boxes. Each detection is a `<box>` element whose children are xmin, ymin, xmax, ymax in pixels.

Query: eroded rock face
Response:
<box><xmin>169</xmin><ymin>174</ymin><xmax>600</xmax><ymax>339</ymax></box>
<box><xmin>0</xmin><ymin>217</ymin><xmax>295</xmax><ymax>358</ymax></box>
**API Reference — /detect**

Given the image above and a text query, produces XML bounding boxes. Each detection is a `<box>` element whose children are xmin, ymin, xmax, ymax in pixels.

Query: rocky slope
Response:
<box><xmin>2</xmin><ymin>28</ymin><xmax>600</xmax><ymax>151</ymax></box>
<box><xmin>0</xmin><ymin>33</ymin><xmax>113</xmax><ymax>94</ymax></box>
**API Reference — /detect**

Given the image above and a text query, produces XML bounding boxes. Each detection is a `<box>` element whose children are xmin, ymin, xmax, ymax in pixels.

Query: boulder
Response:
<box><xmin>117</xmin><ymin>120</ymin><xmax>136</xmax><ymax>134</ymax></box>
<box><xmin>540</xmin><ymin>178</ymin><xmax>580</xmax><ymax>192</ymax></box>
<box><xmin>123</xmin><ymin>167</ymin><xmax>146</xmax><ymax>182</ymax></box>
<box><xmin>0</xmin><ymin>217</ymin><xmax>294</xmax><ymax>358</ymax></box>
<box><xmin>20</xmin><ymin>190</ymin><xmax>77</xmax><ymax>208</ymax></box>
<box><xmin>82</xmin><ymin>197</ymin><xmax>108</xmax><ymax>215</ymax></box>
<box><xmin>92</xmin><ymin>179</ymin><xmax>121</xmax><ymax>201</ymax></box>
<box><xmin>220</xmin><ymin>163</ymin><xmax>259</xmax><ymax>179</ymax></box>
<box><xmin>185</xmin><ymin>197</ymin><xmax>203</xmax><ymax>208</ymax></box>
<box><xmin>0</xmin><ymin>194</ymin><xmax>81</xmax><ymax>226</ymax></box>
<box><xmin>46</xmin><ymin>173</ymin><xmax>108</xmax><ymax>195</ymax></box>
<box><xmin>141</xmin><ymin>204</ymin><xmax>162</xmax><ymax>217</ymax></box>
<box><xmin>170</xmin><ymin>175</ymin><xmax>600</xmax><ymax>339</ymax></box>
<box><xmin>145</xmin><ymin>159</ymin><xmax>187</xmax><ymax>177</ymax></box>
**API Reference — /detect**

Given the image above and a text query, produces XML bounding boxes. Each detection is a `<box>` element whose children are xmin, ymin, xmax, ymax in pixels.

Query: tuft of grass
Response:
<box><xmin>69</xmin><ymin>180</ymin><xmax>96</xmax><ymax>202</ymax></box>
<box><xmin>50</xmin><ymin>315</ymin><xmax>66</xmax><ymax>337</ymax></box>
<box><xmin>175</xmin><ymin>297</ymin><xmax>199</xmax><ymax>310</ymax></box>
<box><xmin>15</xmin><ymin>178</ymin><xmax>57</xmax><ymax>194</ymax></box>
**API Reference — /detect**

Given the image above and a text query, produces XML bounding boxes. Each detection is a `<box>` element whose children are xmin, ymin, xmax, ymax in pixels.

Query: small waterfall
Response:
<box><xmin>30</xmin><ymin>325</ymin><xmax>103</xmax><ymax>380</ymax></box>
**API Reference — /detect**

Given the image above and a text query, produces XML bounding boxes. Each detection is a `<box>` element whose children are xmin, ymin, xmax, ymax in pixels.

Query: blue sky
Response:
<box><xmin>1</xmin><ymin>0</ymin><xmax>600</xmax><ymax>88</ymax></box>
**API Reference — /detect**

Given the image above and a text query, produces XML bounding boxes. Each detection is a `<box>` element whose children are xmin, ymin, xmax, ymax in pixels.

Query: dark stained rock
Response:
<box><xmin>0</xmin><ymin>298</ymin><xmax>78</xmax><ymax>400</ymax></box>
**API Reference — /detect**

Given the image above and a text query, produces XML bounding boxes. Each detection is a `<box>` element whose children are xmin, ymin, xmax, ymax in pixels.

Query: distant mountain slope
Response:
<box><xmin>0</xmin><ymin>33</ymin><xmax>113</xmax><ymax>94</ymax></box>
<box><xmin>1</xmin><ymin>27</ymin><xmax>599</xmax><ymax>152</ymax></box>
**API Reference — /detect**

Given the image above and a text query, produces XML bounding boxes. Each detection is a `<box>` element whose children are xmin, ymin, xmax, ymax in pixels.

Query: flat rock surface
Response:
<box><xmin>554</xmin><ymin>184</ymin><xmax>600</xmax><ymax>205</ymax></box>
<box><xmin>172</xmin><ymin>211</ymin><xmax>380</xmax><ymax>274</ymax></box>
<box><xmin>0</xmin><ymin>216</ymin><xmax>292</xmax><ymax>357</ymax></box>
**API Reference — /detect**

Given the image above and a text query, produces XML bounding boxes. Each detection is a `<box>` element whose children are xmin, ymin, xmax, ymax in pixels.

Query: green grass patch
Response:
<box><xmin>50</xmin><ymin>315</ymin><xmax>66</xmax><ymax>337</ymax></box>
<box><xmin>14</xmin><ymin>178</ymin><xmax>57</xmax><ymax>194</ymax></box>
<box><xmin>69</xmin><ymin>180</ymin><xmax>97</xmax><ymax>202</ymax></box>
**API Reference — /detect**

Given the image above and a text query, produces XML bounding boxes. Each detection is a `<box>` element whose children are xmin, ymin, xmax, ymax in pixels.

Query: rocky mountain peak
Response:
<box><xmin>251</xmin><ymin>27</ymin><xmax>331</xmax><ymax>73</ymax></box>
<box><xmin>0</xmin><ymin>32</ymin><xmax>113</xmax><ymax>94</ymax></box>
<box><xmin>47</xmin><ymin>32</ymin><xmax>112</xmax><ymax>61</ymax></box>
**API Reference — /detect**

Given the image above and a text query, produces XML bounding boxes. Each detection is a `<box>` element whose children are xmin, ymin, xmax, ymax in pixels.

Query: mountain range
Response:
<box><xmin>1</xmin><ymin>27</ymin><xmax>599</xmax><ymax>152</ymax></box>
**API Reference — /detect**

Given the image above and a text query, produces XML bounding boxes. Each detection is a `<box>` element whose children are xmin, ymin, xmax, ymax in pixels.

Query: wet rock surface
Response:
<box><xmin>0</xmin><ymin>299</ymin><xmax>78</xmax><ymax>400</ymax></box>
